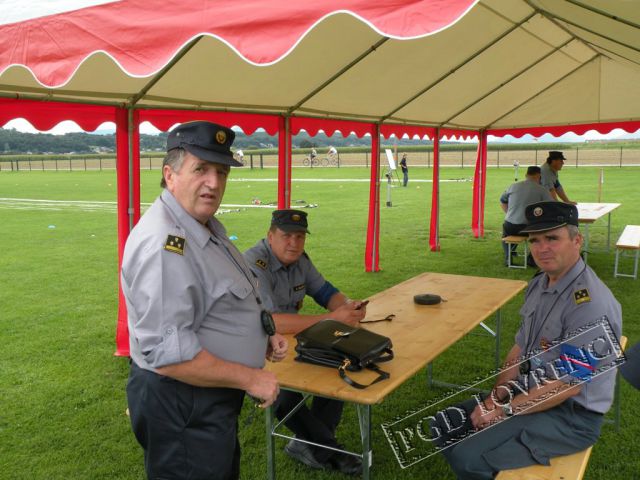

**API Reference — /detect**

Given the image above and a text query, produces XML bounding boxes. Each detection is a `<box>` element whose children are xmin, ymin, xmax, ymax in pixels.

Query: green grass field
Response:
<box><xmin>1</xmin><ymin>165</ymin><xmax>638</xmax><ymax>479</ymax></box>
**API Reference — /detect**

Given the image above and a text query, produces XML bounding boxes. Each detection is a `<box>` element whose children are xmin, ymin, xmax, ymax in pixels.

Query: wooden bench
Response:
<box><xmin>497</xmin><ymin>336</ymin><xmax>628</xmax><ymax>480</ymax></box>
<box><xmin>502</xmin><ymin>235</ymin><xmax>528</xmax><ymax>269</ymax></box>
<box><xmin>614</xmin><ymin>225</ymin><xmax>640</xmax><ymax>279</ymax></box>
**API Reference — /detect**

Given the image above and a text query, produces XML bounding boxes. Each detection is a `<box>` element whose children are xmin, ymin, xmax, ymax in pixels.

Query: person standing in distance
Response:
<box><xmin>541</xmin><ymin>151</ymin><xmax>576</xmax><ymax>204</ymax></box>
<box><xmin>122</xmin><ymin>121</ymin><xmax>288</xmax><ymax>480</ymax></box>
<box><xmin>244</xmin><ymin>210</ymin><xmax>367</xmax><ymax>476</ymax></box>
<box><xmin>400</xmin><ymin>153</ymin><xmax>409</xmax><ymax>187</ymax></box>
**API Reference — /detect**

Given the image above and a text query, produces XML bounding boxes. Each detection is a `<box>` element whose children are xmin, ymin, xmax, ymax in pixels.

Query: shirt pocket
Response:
<box><xmin>206</xmin><ymin>277</ymin><xmax>255</xmax><ymax>336</ymax></box>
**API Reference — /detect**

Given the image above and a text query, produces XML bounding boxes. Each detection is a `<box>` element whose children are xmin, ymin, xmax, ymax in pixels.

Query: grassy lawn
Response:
<box><xmin>1</xmin><ymin>165</ymin><xmax>638</xmax><ymax>479</ymax></box>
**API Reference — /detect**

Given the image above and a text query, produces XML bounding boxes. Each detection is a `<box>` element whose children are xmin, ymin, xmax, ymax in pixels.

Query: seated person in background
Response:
<box><xmin>244</xmin><ymin>209</ymin><xmax>367</xmax><ymax>476</ymax></box>
<box><xmin>500</xmin><ymin>165</ymin><xmax>552</xmax><ymax>266</ymax></box>
<box><xmin>441</xmin><ymin>201</ymin><xmax>622</xmax><ymax>480</ymax></box>
<box><xmin>541</xmin><ymin>151</ymin><xmax>576</xmax><ymax>204</ymax></box>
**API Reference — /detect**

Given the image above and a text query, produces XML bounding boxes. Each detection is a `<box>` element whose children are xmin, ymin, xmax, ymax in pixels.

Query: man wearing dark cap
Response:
<box><xmin>244</xmin><ymin>209</ymin><xmax>367</xmax><ymax>476</ymax></box>
<box><xmin>441</xmin><ymin>201</ymin><xmax>621</xmax><ymax>479</ymax></box>
<box><xmin>121</xmin><ymin>121</ymin><xmax>288</xmax><ymax>480</ymax></box>
<box><xmin>500</xmin><ymin>165</ymin><xmax>552</xmax><ymax>265</ymax></box>
<box><xmin>541</xmin><ymin>151</ymin><xmax>577</xmax><ymax>205</ymax></box>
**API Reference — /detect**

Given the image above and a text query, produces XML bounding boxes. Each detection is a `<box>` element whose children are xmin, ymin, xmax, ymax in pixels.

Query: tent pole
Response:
<box><xmin>429</xmin><ymin>130</ymin><xmax>441</xmax><ymax>251</ymax></box>
<box><xmin>365</xmin><ymin>124</ymin><xmax>381</xmax><ymax>272</ymax></box>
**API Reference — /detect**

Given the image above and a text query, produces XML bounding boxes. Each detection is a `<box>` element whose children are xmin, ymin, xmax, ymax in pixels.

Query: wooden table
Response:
<box><xmin>577</xmin><ymin>203</ymin><xmax>621</xmax><ymax>263</ymax></box>
<box><xmin>265</xmin><ymin>272</ymin><xmax>527</xmax><ymax>479</ymax></box>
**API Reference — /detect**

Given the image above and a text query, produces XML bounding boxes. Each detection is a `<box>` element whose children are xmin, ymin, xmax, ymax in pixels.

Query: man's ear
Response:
<box><xmin>163</xmin><ymin>165</ymin><xmax>174</xmax><ymax>191</ymax></box>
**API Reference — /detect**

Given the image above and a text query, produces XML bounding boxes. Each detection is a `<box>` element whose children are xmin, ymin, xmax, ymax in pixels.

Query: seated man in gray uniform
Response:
<box><xmin>244</xmin><ymin>209</ymin><xmax>367</xmax><ymax>476</ymax></box>
<box><xmin>122</xmin><ymin>121</ymin><xmax>288</xmax><ymax>480</ymax></box>
<box><xmin>441</xmin><ymin>201</ymin><xmax>622</xmax><ymax>479</ymax></box>
<box><xmin>500</xmin><ymin>165</ymin><xmax>552</xmax><ymax>266</ymax></box>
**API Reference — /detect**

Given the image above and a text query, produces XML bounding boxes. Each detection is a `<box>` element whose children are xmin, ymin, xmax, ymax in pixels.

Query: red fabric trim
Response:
<box><xmin>380</xmin><ymin>124</ymin><xmax>435</xmax><ymax>140</ymax></box>
<box><xmin>1</xmin><ymin>0</ymin><xmax>476</xmax><ymax>87</ymax></box>
<box><xmin>115</xmin><ymin>107</ymin><xmax>131</xmax><ymax>357</ymax></box>
<box><xmin>365</xmin><ymin>125</ymin><xmax>381</xmax><ymax>271</ymax></box>
<box><xmin>291</xmin><ymin>117</ymin><xmax>373</xmax><ymax>138</ymax></box>
<box><xmin>138</xmin><ymin>109</ymin><xmax>280</xmax><ymax>136</ymax></box>
<box><xmin>0</xmin><ymin>97</ymin><xmax>115</xmax><ymax>131</ymax></box>
<box><xmin>429</xmin><ymin>133</ymin><xmax>440</xmax><ymax>252</ymax></box>
<box><xmin>488</xmin><ymin>121</ymin><xmax>640</xmax><ymax>138</ymax></box>
<box><xmin>440</xmin><ymin>127</ymin><xmax>478</xmax><ymax>141</ymax></box>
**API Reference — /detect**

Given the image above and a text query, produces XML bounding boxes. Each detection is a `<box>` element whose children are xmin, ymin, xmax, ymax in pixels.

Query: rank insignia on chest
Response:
<box><xmin>255</xmin><ymin>259</ymin><xmax>267</xmax><ymax>270</ymax></box>
<box><xmin>164</xmin><ymin>235</ymin><xmax>185</xmax><ymax>255</ymax></box>
<box><xmin>540</xmin><ymin>337</ymin><xmax>551</xmax><ymax>350</ymax></box>
<box><xmin>294</xmin><ymin>284</ymin><xmax>305</xmax><ymax>292</ymax></box>
<box><xmin>574</xmin><ymin>288</ymin><xmax>591</xmax><ymax>305</ymax></box>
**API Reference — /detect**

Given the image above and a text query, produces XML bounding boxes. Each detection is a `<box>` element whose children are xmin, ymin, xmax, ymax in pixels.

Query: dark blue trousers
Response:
<box><xmin>127</xmin><ymin>363</ymin><xmax>244</xmax><ymax>480</ymax></box>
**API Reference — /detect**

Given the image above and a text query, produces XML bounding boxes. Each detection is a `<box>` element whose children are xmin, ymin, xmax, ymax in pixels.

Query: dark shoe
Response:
<box><xmin>329</xmin><ymin>449</ymin><xmax>363</xmax><ymax>476</ymax></box>
<box><xmin>284</xmin><ymin>439</ymin><xmax>328</xmax><ymax>470</ymax></box>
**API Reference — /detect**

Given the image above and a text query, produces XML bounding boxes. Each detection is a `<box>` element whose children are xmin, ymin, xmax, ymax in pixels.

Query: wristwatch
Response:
<box><xmin>502</xmin><ymin>403</ymin><xmax>514</xmax><ymax>417</ymax></box>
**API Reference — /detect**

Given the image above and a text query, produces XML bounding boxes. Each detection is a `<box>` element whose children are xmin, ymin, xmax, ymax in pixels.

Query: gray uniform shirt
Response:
<box><xmin>515</xmin><ymin>259</ymin><xmax>622</xmax><ymax>413</ymax></box>
<box><xmin>244</xmin><ymin>239</ymin><xmax>329</xmax><ymax>314</ymax></box>
<box><xmin>540</xmin><ymin>162</ymin><xmax>561</xmax><ymax>191</ymax></box>
<box><xmin>121</xmin><ymin>189</ymin><xmax>267</xmax><ymax>373</ymax></box>
<box><xmin>500</xmin><ymin>178</ymin><xmax>553</xmax><ymax>224</ymax></box>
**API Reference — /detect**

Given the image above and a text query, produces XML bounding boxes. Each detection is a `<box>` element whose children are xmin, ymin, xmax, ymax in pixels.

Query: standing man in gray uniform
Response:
<box><xmin>500</xmin><ymin>165</ymin><xmax>552</xmax><ymax>265</ymax></box>
<box><xmin>441</xmin><ymin>201</ymin><xmax>622</xmax><ymax>479</ymax></box>
<box><xmin>244</xmin><ymin>210</ymin><xmax>367</xmax><ymax>476</ymax></box>
<box><xmin>122</xmin><ymin>121</ymin><xmax>288</xmax><ymax>480</ymax></box>
<box><xmin>541</xmin><ymin>151</ymin><xmax>577</xmax><ymax>204</ymax></box>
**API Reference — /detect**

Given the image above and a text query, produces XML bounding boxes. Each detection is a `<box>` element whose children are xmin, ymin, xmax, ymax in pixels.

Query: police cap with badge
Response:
<box><xmin>271</xmin><ymin>209</ymin><xmax>310</xmax><ymax>233</ymax></box>
<box><xmin>167</xmin><ymin>120</ymin><xmax>243</xmax><ymax>167</ymax></box>
<box><xmin>519</xmin><ymin>201</ymin><xmax>579</xmax><ymax>234</ymax></box>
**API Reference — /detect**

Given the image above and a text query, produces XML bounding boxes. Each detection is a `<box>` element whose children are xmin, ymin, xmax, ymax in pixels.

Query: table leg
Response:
<box><xmin>495</xmin><ymin>309</ymin><xmax>501</xmax><ymax>370</ymax></box>
<box><xmin>357</xmin><ymin>404</ymin><xmax>372</xmax><ymax>480</ymax></box>
<box><xmin>607</xmin><ymin>212</ymin><xmax>612</xmax><ymax>252</ymax></box>
<box><xmin>266</xmin><ymin>404</ymin><xmax>276</xmax><ymax>480</ymax></box>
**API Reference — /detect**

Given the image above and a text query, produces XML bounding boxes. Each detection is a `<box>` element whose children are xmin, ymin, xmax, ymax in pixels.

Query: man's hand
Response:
<box><xmin>331</xmin><ymin>300</ymin><xmax>367</xmax><ymax>326</ymax></box>
<box><xmin>470</xmin><ymin>397</ymin><xmax>503</xmax><ymax>430</ymax></box>
<box><xmin>266</xmin><ymin>333</ymin><xmax>288</xmax><ymax>362</ymax></box>
<box><xmin>246</xmin><ymin>369</ymin><xmax>280</xmax><ymax>409</ymax></box>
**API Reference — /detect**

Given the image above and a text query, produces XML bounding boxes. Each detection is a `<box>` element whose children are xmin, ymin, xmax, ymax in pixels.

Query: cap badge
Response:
<box><xmin>292</xmin><ymin>214</ymin><xmax>301</xmax><ymax>221</ymax></box>
<box><xmin>215</xmin><ymin>130</ymin><xmax>227</xmax><ymax>144</ymax></box>
<box><xmin>533</xmin><ymin>207</ymin><xmax>543</xmax><ymax>217</ymax></box>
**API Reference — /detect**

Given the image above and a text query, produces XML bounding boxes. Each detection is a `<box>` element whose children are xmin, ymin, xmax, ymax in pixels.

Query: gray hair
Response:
<box><xmin>160</xmin><ymin>148</ymin><xmax>186</xmax><ymax>188</ymax></box>
<box><xmin>567</xmin><ymin>224</ymin><xmax>580</xmax><ymax>239</ymax></box>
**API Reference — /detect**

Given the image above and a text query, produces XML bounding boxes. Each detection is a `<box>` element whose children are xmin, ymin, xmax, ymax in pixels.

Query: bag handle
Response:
<box><xmin>338</xmin><ymin>360</ymin><xmax>390</xmax><ymax>390</ymax></box>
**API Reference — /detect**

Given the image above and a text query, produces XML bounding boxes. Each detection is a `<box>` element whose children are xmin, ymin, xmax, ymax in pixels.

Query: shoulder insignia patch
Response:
<box><xmin>255</xmin><ymin>259</ymin><xmax>267</xmax><ymax>270</ymax></box>
<box><xmin>164</xmin><ymin>235</ymin><xmax>185</xmax><ymax>255</ymax></box>
<box><xmin>574</xmin><ymin>288</ymin><xmax>591</xmax><ymax>305</ymax></box>
<box><xmin>294</xmin><ymin>284</ymin><xmax>305</xmax><ymax>292</ymax></box>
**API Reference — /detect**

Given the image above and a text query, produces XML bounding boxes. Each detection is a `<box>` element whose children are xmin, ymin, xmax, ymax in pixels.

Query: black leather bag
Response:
<box><xmin>294</xmin><ymin>319</ymin><xmax>393</xmax><ymax>389</ymax></box>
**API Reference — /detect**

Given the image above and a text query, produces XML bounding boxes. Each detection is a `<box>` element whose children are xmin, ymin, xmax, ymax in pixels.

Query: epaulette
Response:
<box><xmin>255</xmin><ymin>258</ymin><xmax>267</xmax><ymax>270</ymax></box>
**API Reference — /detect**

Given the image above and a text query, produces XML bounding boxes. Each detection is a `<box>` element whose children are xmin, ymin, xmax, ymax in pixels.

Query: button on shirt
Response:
<box><xmin>515</xmin><ymin>259</ymin><xmax>622</xmax><ymax>413</ymax></box>
<box><xmin>244</xmin><ymin>239</ymin><xmax>327</xmax><ymax>313</ymax></box>
<box><xmin>121</xmin><ymin>189</ymin><xmax>267</xmax><ymax>373</ymax></box>
<box><xmin>500</xmin><ymin>179</ymin><xmax>553</xmax><ymax>225</ymax></box>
